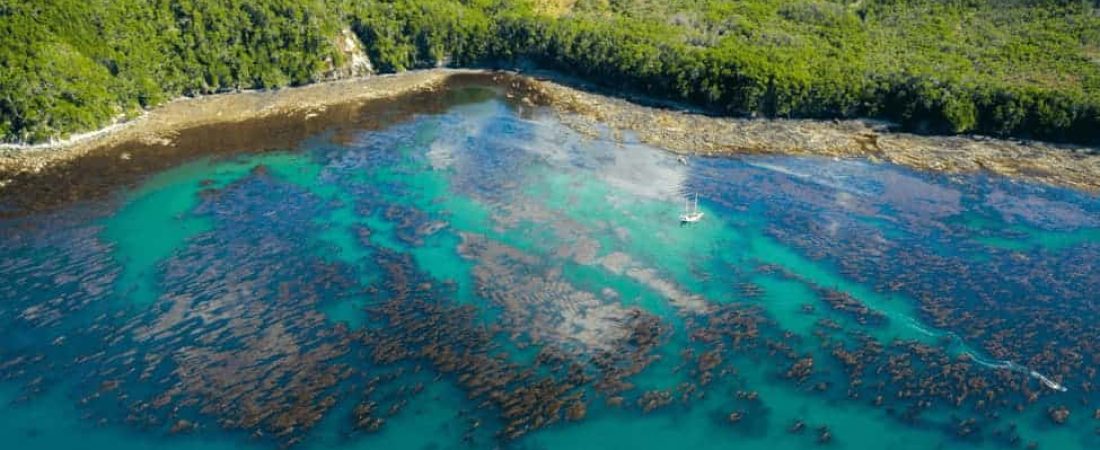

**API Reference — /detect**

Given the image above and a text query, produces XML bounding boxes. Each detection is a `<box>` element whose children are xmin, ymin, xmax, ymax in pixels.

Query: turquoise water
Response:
<box><xmin>1</xmin><ymin>87</ymin><xmax>1098</xmax><ymax>450</ymax></box>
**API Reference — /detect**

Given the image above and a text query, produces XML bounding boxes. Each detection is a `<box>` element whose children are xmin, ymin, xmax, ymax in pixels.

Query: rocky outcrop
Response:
<box><xmin>319</xmin><ymin>28</ymin><xmax>373</xmax><ymax>81</ymax></box>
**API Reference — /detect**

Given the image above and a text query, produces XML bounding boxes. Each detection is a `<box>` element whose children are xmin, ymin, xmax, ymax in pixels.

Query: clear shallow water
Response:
<box><xmin>1</xmin><ymin>87</ymin><xmax>1098</xmax><ymax>450</ymax></box>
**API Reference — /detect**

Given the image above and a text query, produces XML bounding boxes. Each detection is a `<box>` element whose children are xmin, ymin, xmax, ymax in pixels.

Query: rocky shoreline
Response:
<box><xmin>504</xmin><ymin>74</ymin><xmax>1100</xmax><ymax>192</ymax></box>
<box><xmin>0</xmin><ymin>69</ymin><xmax>458</xmax><ymax>183</ymax></box>
<box><xmin>2</xmin><ymin>69</ymin><xmax>1098</xmax><ymax>215</ymax></box>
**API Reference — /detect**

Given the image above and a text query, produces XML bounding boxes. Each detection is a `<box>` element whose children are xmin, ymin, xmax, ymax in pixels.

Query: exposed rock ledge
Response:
<box><xmin>509</xmin><ymin>74</ymin><xmax>1100</xmax><ymax>192</ymax></box>
<box><xmin>2</xmin><ymin>70</ymin><xmax>1098</xmax><ymax>203</ymax></box>
<box><xmin>0</xmin><ymin>69</ymin><xmax>457</xmax><ymax>184</ymax></box>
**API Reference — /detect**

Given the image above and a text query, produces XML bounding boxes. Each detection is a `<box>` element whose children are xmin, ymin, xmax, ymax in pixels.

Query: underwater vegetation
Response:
<box><xmin>0</xmin><ymin>86</ymin><xmax>1098</xmax><ymax>450</ymax></box>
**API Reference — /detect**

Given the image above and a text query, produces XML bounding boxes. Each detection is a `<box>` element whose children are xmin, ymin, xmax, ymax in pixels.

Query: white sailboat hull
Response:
<box><xmin>679</xmin><ymin>193</ymin><xmax>704</xmax><ymax>223</ymax></box>
<box><xmin>680</xmin><ymin>212</ymin><xmax>704</xmax><ymax>223</ymax></box>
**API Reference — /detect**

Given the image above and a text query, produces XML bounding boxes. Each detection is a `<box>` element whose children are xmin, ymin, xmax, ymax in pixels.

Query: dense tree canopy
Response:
<box><xmin>2</xmin><ymin>0</ymin><xmax>1098</xmax><ymax>144</ymax></box>
<box><xmin>0</xmin><ymin>0</ymin><xmax>340</xmax><ymax>142</ymax></box>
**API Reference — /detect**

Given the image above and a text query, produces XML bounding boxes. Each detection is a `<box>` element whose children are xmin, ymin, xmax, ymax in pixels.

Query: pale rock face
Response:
<box><xmin>342</xmin><ymin>28</ymin><xmax>374</xmax><ymax>77</ymax></box>
<box><xmin>319</xmin><ymin>28</ymin><xmax>373</xmax><ymax>80</ymax></box>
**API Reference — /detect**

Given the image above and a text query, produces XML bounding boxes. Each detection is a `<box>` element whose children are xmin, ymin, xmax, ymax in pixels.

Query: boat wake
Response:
<box><xmin>903</xmin><ymin>318</ymin><xmax>1067</xmax><ymax>392</ymax></box>
<box><xmin>961</xmin><ymin>350</ymin><xmax>1068</xmax><ymax>392</ymax></box>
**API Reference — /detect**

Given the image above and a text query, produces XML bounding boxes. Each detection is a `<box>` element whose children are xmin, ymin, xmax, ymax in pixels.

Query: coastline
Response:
<box><xmin>0</xmin><ymin>69</ymin><xmax>462</xmax><ymax>181</ymax></box>
<box><xmin>2</xmin><ymin>68</ymin><xmax>1098</xmax><ymax>203</ymax></box>
<box><xmin>511</xmin><ymin>75</ymin><xmax>1100</xmax><ymax>192</ymax></box>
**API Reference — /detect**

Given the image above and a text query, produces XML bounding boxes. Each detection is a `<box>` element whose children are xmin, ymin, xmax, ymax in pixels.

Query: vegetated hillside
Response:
<box><xmin>2</xmin><ymin>0</ymin><xmax>1099</xmax><ymax>145</ymax></box>
<box><xmin>0</xmin><ymin>0</ymin><xmax>347</xmax><ymax>142</ymax></box>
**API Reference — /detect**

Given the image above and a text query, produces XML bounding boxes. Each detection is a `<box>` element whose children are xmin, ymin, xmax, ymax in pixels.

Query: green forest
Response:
<box><xmin>2</xmin><ymin>0</ymin><xmax>1099</xmax><ymax>144</ymax></box>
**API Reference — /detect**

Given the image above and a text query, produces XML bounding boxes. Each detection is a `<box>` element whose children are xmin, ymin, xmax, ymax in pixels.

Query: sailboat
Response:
<box><xmin>679</xmin><ymin>193</ymin><xmax>704</xmax><ymax>223</ymax></box>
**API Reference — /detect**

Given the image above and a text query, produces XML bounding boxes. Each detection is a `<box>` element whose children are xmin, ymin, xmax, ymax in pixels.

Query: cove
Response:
<box><xmin>1</xmin><ymin>83</ymin><xmax>1098</xmax><ymax>450</ymax></box>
